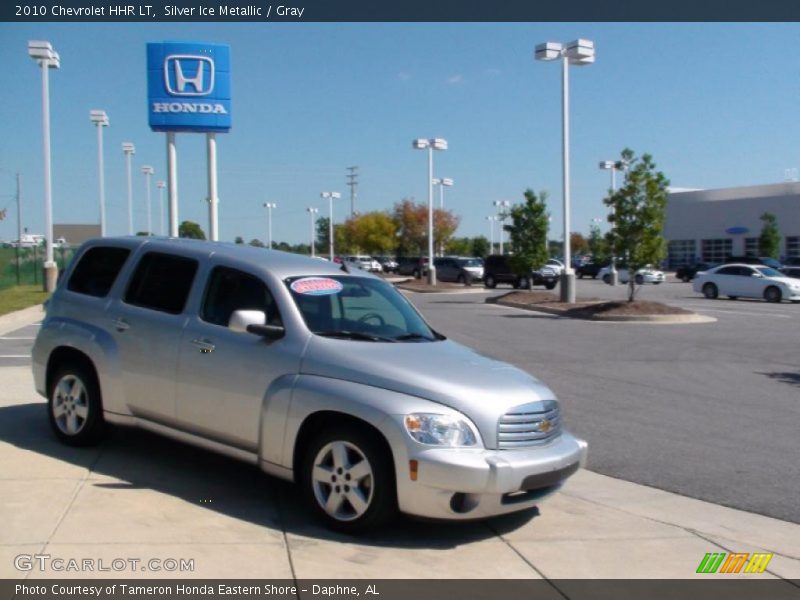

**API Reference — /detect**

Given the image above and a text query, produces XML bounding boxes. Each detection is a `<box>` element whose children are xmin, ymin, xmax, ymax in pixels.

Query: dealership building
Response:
<box><xmin>664</xmin><ymin>182</ymin><xmax>800</xmax><ymax>267</ymax></box>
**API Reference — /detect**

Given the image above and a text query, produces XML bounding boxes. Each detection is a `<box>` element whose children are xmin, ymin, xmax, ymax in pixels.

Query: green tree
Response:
<box><xmin>445</xmin><ymin>237</ymin><xmax>472</xmax><ymax>256</ymax></box>
<box><xmin>758</xmin><ymin>212</ymin><xmax>781</xmax><ymax>258</ymax></box>
<box><xmin>605</xmin><ymin>149</ymin><xmax>669</xmax><ymax>301</ymax></box>
<box><xmin>348</xmin><ymin>211</ymin><xmax>398</xmax><ymax>254</ymax></box>
<box><xmin>470</xmin><ymin>236</ymin><xmax>490</xmax><ymax>258</ymax></box>
<box><xmin>249</xmin><ymin>239</ymin><xmax>265</xmax><ymax>248</ymax></box>
<box><xmin>505</xmin><ymin>189</ymin><xmax>550</xmax><ymax>287</ymax></box>
<box><xmin>234</xmin><ymin>236</ymin><xmax>244</xmax><ymax>244</ymax></box>
<box><xmin>570</xmin><ymin>232</ymin><xmax>589</xmax><ymax>256</ymax></box>
<box><xmin>392</xmin><ymin>198</ymin><xmax>428</xmax><ymax>255</ymax></box>
<box><xmin>316</xmin><ymin>216</ymin><xmax>330</xmax><ymax>251</ymax></box>
<box><xmin>588</xmin><ymin>224</ymin><xmax>610</xmax><ymax>263</ymax></box>
<box><xmin>178</xmin><ymin>220</ymin><xmax>206</xmax><ymax>240</ymax></box>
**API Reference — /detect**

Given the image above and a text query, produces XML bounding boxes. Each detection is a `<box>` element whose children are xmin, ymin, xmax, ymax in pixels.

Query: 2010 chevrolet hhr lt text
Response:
<box><xmin>32</xmin><ymin>238</ymin><xmax>587</xmax><ymax>531</ymax></box>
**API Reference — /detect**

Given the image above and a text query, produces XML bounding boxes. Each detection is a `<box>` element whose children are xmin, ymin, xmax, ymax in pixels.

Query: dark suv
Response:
<box><xmin>396</xmin><ymin>256</ymin><xmax>426</xmax><ymax>278</ymax></box>
<box><xmin>483</xmin><ymin>255</ymin><xmax>558</xmax><ymax>290</ymax></box>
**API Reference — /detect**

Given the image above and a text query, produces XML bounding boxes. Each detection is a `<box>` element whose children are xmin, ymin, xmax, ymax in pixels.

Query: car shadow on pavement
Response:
<box><xmin>759</xmin><ymin>371</ymin><xmax>800</xmax><ymax>388</ymax></box>
<box><xmin>0</xmin><ymin>402</ymin><xmax>538</xmax><ymax>549</ymax></box>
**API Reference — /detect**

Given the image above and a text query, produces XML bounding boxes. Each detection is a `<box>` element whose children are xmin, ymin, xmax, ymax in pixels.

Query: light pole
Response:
<box><xmin>89</xmin><ymin>110</ymin><xmax>109</xmax><ymax>237</ymax></box>
<box><xmin>599</xmin><ymin>159</ymin><xmax>627</xmax><ymax>285</ymax></box>
<box><xmin>122</xmin><ymin>142</ymin><xmax>135</xmax><ymax>235</ymax></box>
<box><xmin>263</xmin><ymin>202</ymin><xmax>277</xmax><ymax>249</ymax></box>
<box><xmin>156</xmin><ymin>180</ymin><xmax>165</xmax><ymax>236</ymax></box>
<box><xmin>433</xmin><ymin>177</ymin><xmax>453</xmax><ymax>255</ymax></box>
<box><xmin>493</xmin><ymin>200</ymin><xmax>511</xmax><ymax>255</ymax></box>
<box><xmin>307</xmin><ymin>207</ymin><xmax>319</xmax><ymax>257</ymax></box>
<box><xmin>413</xmin><ymin>138</ymin><xmax>448</xmax><ymax>284</ymax></box>
<box><xmin>320</xmin><ymin>192</ymin><xmax>341</xmax><ymax>261</ymax></box>
<box><xmin>141</xmin><ymin>166</ymin><xmax>154</xmax><ymax>236</ymax></box>
<box><xmin>536</xmin><ymin>38</ymin><xmax>595</xmax><ymax>303</ymax></box>
<box><xmin>28</xmin><ymin>40</ymin><xmax>60</xmax><ymax>292</ymax></box>
<box><xmin>486</xmin><ymin>216</ymin><xmax>497</xmax><ymax>254</ymax></box>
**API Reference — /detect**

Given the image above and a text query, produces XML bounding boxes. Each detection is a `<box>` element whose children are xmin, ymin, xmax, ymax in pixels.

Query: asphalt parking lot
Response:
<box><xmin>411</xmin><ymin>276</ymin><xmax>800</xmax><ymax>524</ymax></box>
<box><xmin>0</xmin><ymin>282</ymin><xmax>798</xmax><ymax>582</ymax></box>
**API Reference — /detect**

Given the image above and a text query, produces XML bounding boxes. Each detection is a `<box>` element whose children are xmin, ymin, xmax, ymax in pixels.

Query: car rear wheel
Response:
<box><xmin>301</xmin><ymin>425</ymin><xmax>396</xmax><ymax>533</ymax></box>
<box><xmin>457</xmin><ymin>274</ymin><xmax>465</xmax><ymax>284</ymax></box>
<box><xmin>681</xmin><ymin>275</ymin><xmax>691</xmax><ymax>283</ymax></box>
<box><xmin>764</xmin><ymin>286</ymin><xmax>782</xmax><ymax>303</ymax></box>
<box><xmin>634</xmin><ymin>274</ymin><xmax>645</xmax><ymax>285</ymax></box>
<box><xmin>48</xmin><ymin>363</ymin><xmax>105</xmax><ymax>446</ymax></box>
<box><xmin>578</xmin><ymin>273</ymin><xmax>584</xmax><ymax>279</ymax></box>
<box><xmin>602</xmin><ymin>274</ymin><xmax>611</xmax><ymax>285</ymax></box>
<box><xmin>728</xmin><ymin>296</ymin><xmax>737</xmax><ymax>300</ymax></box>
<box><xmin>702</xmin><ymin>283</ymin><xmax>718</xmax><ymax>299</ymax></box>
<box><xmin>413</xmin><ymin>269</ymin><xmax>421</xmax><ymax>279</ymax></box>
<box><xmin>545</xmin><ymin>281</ymin><xmax>557</xmax><ymax>290</ymax></box>
<box><xmin>484</xmin><ymin>275</ymin><xmax>496</xmax><ymax>289</ymax></box>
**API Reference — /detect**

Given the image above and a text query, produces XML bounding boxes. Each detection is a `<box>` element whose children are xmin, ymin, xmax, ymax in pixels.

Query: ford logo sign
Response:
<box><xmin>725</xmin><ymin>226</ymin><xmax>749</xmax><ymax>235</ymax></box>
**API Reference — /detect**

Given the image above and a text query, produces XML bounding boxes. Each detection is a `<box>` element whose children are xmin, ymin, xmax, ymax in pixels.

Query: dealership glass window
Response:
<box><xmin>667</xmin><ymin>240</ymin><xmax>696</xmax><ymax>267</ymax></box>
<box><xmin>744</xmin><ymin>237</ymin><xmax>759</xmax><ymax>256</ymax></box>
<box><xmin>786</xmin><ymin>236</ymin><xmax>800</xmax><ymax>258</ymax></box>
<box><xmin>701</xmin><ymin>239</ymin><xmax>732</xmax><ymax>264</ymax></box>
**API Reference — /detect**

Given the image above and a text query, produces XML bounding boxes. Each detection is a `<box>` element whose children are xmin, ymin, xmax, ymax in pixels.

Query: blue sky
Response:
<box><xmin>1</xmin><ymin>22</ymin><xmax>800</xmax><ymax>245</ymax></box>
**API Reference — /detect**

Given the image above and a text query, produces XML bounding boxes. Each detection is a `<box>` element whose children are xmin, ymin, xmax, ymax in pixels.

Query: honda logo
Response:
<box><xmin>164</xmin><ymin>55</ymin><xmax>215</xmax><ymax>97</ymax></box>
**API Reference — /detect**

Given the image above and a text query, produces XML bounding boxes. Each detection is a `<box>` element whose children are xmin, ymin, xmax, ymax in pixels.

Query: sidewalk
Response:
<box><xmin>0</xmin><ymin>307</ymin><xmax>798</xmax><ymax>580</ymax></box>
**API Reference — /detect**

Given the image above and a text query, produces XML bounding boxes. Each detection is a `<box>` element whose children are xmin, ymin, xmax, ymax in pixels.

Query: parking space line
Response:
<box><xmin>683</xmin><ymin>307</ymin><xmax>792</xmax><ymax>319</ymax></box>
<box><xmin>0</xmin><ymin>355</ymin><xmax>31</xmax><ymax>358</ymax></box>
<box><xmin>0</xmin><ymin>337</ymin><xmax>35</xmax><ymax>340</ymax></box>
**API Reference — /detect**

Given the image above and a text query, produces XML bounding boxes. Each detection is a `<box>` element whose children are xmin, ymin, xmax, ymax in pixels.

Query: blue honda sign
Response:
<box><xmin>147</xmin><ymin>41</ymin><xmax>231</xmax><ymax>132</ymax></box>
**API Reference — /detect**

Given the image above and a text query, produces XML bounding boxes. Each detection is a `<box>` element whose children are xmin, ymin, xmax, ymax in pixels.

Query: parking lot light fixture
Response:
<box><xmin>432</xmin><ymin>177</ymin><xmax>454</xmax><ymax>209</ymax></box>
<box><xmin>320</xmin><ymin>192</ymin><xmax>341</xmax><ymax>260</ymax></box>
<box><xmin>141</xmin><ymin>166</ymin><xmax>154</xmax><ymax>236</ymax></box>
<box><xmin>89</xmin><ymin>110</ymin><xmax>109</xmax><ymax>236</ymax></box>
<box><xmin>307</xmin><ymin>207</ymin><xmax>319</xmax><ymax>257</ymax></box>
<box><xmin>263</xmin><ymin>202</ymin><xmax>277</xmax><ymax>249</ymax></box>
<box><xmin>156</xmin><ymin>180</ymin><xmax>166</xmax><ymax>235</ymax></box>
<box><xmin>493</xmin><ymin>200</ymin><xmax>511</xmax><ymax>255</ymax></box>
<box><xmin>536</xmin><ymin>38</ymin><xmax>595</xmax><ymax>303</ymax></box>
<box><xmin>122</xmin><ymin>142</ymin><xmax>135</xmax><ymax>235</ymax></box>
<box><xmin>486</xmin><ymin>216</ymin><xmax>498</xmax><ymax>254</ymax></box>
<box><xmin>414</xmin><ymin>138</ymin><xmax>448</xmax><ymax>284</ymax></box>
<box><xmin>28</xmin><ymin>40</ymin><xmax>60</xmax><ymax>292</ymax></box>
<box><xmin>599</xmin><ymin>158</ymin><xmax>626</xmax><ymax>285</ymax></box>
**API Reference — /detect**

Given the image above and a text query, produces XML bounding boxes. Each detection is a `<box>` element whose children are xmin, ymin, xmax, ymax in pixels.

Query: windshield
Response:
<box><xmin>756</xmin><ymin>267</ymin><xmax>782</xmax><ymax>278</ymax></box>
<box><xmin>285</xmin><ymin>276</ymin><xmax>440</xmax><ymax>342</ymax></box>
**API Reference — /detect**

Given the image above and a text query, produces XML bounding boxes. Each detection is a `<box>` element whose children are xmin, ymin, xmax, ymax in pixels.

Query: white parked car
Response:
<box><xmin>692</xmin><ymin>264</ymin><xmax>800</xmax><ymax>303</ymax></box>
<box><xmin>598</xmin><ymin>266</ymin><xmax>665</xmax><ymax>285</ymax></box>
<box><xmin>346</xmin><ymin>255</ymin><xmax>382</xmax><ymax>272</ymax></box>
<box><xmin>545</xmin><ymin>259</ymin><xmax>565</xmax><ymax>275</ymax></box>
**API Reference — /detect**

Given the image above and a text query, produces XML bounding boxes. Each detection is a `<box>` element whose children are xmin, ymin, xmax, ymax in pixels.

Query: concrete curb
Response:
<box><xmin>0</xmin><ymin>304</ymin><xmax>44</xmax><ymax>336</ymax></box>
<box><xmin>492</xmin><ymin>298</ymin><xmax>717</xmax><ymax>324</ymax></box>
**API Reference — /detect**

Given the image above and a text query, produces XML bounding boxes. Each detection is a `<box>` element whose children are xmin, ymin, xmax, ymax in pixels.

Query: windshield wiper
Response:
<box><xmin>316</xmin><ymin>330</ymin><xmax>396</xmax><ymax>342</ymax></box>
<box><xmin>393</xmin><ymin>332</ymin><xmax>435</xmax><ymax>342</ymax></box>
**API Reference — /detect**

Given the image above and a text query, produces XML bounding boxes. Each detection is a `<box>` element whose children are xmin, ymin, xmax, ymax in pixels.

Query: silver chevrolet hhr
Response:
<box><xmin>32</xmin><ymin>238</ymin><xmax>587</xmax><ymax>532</ymax></box>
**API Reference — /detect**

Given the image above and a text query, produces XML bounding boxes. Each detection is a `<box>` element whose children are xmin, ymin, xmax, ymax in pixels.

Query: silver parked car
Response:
<box><xmin>32</xmin><ymin>238</ymin><xmax>587</xmax><ymax>531</ymax></box>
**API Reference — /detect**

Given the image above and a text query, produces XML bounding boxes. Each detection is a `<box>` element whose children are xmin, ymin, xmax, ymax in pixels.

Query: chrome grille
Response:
<box><xmin>497</xmin><ymin>400</ymin><xmax>561</xmax><ymax>449</ymax></box>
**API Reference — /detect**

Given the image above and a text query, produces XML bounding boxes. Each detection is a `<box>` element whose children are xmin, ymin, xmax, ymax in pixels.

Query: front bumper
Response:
<box><xmin>396</xmin><ymin>431</ymin><xmax>587</xmax><ymax>520</ymax></box>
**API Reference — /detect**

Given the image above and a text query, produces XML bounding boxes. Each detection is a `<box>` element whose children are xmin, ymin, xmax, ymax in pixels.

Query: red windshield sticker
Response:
<box><xmin>291</xmin><ymin>277</ymin><xmax>344</xmax><ymax>296</ymax></box>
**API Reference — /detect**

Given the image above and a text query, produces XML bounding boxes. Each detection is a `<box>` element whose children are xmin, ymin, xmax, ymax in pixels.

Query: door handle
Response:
<box><xmin>191</xmin><ymin>338</ymin><xmax>216</xmax><ymax>354</ymax></box>
<box><xmin>112</xmin><ymin>317</ymin><xmax>130</xmax><ymax>332</ymax></box>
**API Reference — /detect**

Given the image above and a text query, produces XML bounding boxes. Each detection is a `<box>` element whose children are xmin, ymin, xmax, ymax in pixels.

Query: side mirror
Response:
<box><xmin>229</xmin><ymin>310</ymin><xmax>285</xmax><ymax>340</ymax></box>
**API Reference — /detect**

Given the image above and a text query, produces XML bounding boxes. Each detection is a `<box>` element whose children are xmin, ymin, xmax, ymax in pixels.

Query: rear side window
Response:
<box><xmin>124</xmin><ymin>252</ymin><xmax>198</xmax><ymax>315</ymax></box>
<box><xmin>67</xmin><ymin>246</ymin><xmax>131</xmax><ymax>298</ymax></box>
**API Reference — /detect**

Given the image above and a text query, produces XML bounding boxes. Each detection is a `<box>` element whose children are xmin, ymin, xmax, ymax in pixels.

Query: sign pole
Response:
<box><xmin>167</xmin><ymin>132</ymin><xmax>178</xmax><ymax>237</ymax></box>
<box><xmin>207</xmin><ymin>132</ymin><xmax>219</xmax><ymax>241</ymax></box>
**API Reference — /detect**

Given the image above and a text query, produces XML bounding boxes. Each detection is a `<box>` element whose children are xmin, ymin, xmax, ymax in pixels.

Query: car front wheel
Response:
<box><xmin>48</xmin><ymin>363</ymin><xmax>105</xmax><ymax>446</ymax></box>
<box><xmin>764</xmin><ymin>286</ymin><xmax>782</xmax><ymax>303</ymax></box>
<box><xmin>702</xmin><ymin>283</ymin><xmax>718</xmax><ymax>299</ymax></box>
<box><xmin>484</xmin><ymin>275</ymin><xmax>496</xmax><ymax>289</ymax></box>
<box><xmin>301</xmin><ymin>425</ymin><xmax>396</xmax><ymax>533</ymax></box>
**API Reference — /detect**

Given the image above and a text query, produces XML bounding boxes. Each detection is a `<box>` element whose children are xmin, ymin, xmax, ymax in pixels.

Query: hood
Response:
<box><xmin>300</xmin><ymin>337</ymin><xmax>556</xmax><ymax>448</ymax></box>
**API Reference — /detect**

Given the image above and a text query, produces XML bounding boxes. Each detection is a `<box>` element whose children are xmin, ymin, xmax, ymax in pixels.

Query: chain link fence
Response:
<box><xmin>0</xmin><ymin>246</ymin><xmax>76</xmax><ymax>290</ymax></box>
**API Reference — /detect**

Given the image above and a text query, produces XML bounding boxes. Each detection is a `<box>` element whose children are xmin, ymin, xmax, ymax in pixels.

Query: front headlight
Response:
<box><xmin>404</xmin><ymin>413</ymin><xmax>479</xmax><ymax>447</ymax></box>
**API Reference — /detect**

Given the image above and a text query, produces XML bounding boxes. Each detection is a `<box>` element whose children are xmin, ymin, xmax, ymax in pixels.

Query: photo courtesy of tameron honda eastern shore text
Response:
<box><xmin>32</xmin><ymin>238</ymin><xmax>587</xmax><ymax>531</ymax></box>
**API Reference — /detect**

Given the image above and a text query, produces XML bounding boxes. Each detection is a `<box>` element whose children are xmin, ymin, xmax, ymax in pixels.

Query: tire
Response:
<box><xmin>681</xmin><ymin>276</ymin><xmax>691</xmax><ymax>283</ymax></box>
<box><xmin>413</xmin><ymin>269</ymin><xmax>420</xmax><ymax>279</ymax></box>
<box><xmin>484</xmin><ymin>275</ymin><xmax>496</xmax><ymax>289</ymax></box>
<box><xmin>764</xmin><ymin>286</ymin><xmax>782</xmax><ymax>303</ymax></box>
<box><xmin>728</xmin><ymin>296</ymin><xmax>737</xmax><ymax>300</ymax></box>
<box><xmin>578</xmin><ymin>273</ymin><xmax>584</xmax><ymax>279</ymax></box>
<box><xmin>602</xmin><ymin>274</ymin><xmax>611</xmax><ymax>285</ymax></box>
<box><xmin>301</xmin><ymin>424</ymin><xmax>397</xmax><ymax>533</ymax></box>
<box><xmin>519</xmin><ymin>276</ymin><xmax>531</xmax><ymax>290</ymax></box>
<box><xmin>545</xmin><ymin>281</ymin><xmax>557</xmax><ymax>290</ymax></box>
<box><xmin>512</xmin><ymin>279</ymin><xmax>521</xmax><ymax>290</ymax></box>
<box><xmin>457</xmin><ymin>274</ymin><xmax>465</xmax><ymax>284</ymax></box>
<box><xmin>48</xmin><ymin>362</ymin><xmax>106</xmax><ymax>447</ymax></box>
<box><xmin>702</xmin><ymin>283</ymin><xmax>718</xmax><ymax>299</ymax></box>
<box><xmin>653</xmin><ymin>282</ymin><xmax>662</xmax><ymax>285</ymax></box>
<box><xmin>634</xmin><ymin>274</ymin><xmax>645</xmax><ymax>285</ymax></box>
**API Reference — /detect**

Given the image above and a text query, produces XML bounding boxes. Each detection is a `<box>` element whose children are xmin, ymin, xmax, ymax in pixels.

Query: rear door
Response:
<box><xmin>108</xmin><ymin>250</ymin><xmax>199</xmax><ymax>423</ymax></box>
